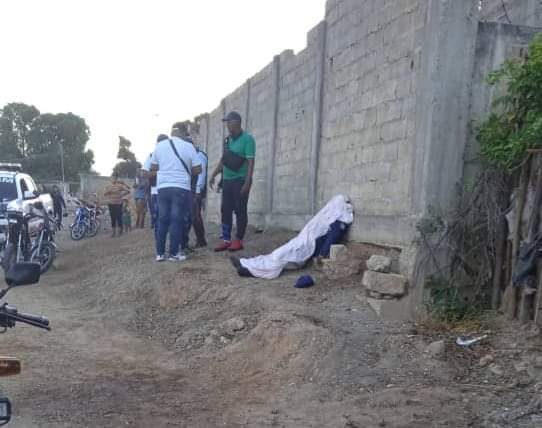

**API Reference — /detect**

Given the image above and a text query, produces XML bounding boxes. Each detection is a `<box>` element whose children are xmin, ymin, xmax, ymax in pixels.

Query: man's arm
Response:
<box><xmin>209</xmin><ymin>159</ymin><xmax>223</xmax><ymax>190</ymax></box>
<box><xmin>195</xmin><ymin>154</ymin><xmax>207</xmax><ymax>194</ymax></box>
<box><xmin>241</xmin><ymin>159</ymin><xmax>255</xmax><ymax>195</ymax></box>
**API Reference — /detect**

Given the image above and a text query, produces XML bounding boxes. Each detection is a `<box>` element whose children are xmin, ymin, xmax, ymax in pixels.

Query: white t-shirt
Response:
<box><xmin>150</xmin><ymin>137</ymin><xmax>201</xmax><ymax>191</ymax></box>
<box><xmin>142</xmin><ymin>152</ymin><xmax>158</xmax><ymax>195</ymax></box>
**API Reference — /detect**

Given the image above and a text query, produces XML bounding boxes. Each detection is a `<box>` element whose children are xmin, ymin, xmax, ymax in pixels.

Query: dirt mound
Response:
<box><xmin>5</xmin><ymin>226</ymin><xmax>542</xmax><ymax>426</ymax></box>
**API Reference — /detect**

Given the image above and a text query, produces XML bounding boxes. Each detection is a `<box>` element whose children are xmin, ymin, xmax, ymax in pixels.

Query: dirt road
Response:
<box><xmin>1</xmin><ymin>227</ymin><xmax>541</xmax><ymax>427</ymax></box>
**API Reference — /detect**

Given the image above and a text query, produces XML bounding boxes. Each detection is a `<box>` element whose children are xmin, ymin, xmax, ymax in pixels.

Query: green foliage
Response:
<box><xmin>424</xmin><ymin>275</ymin><xmax>482</xmax><ymax>323</ymax></box>
<box><xmin>0</xmin><ymin>103</ymin><xmax>94</xmax><ymax>181</ymax></box>
<box><xmin>478</xmin><ymin>33</ymin><xmax>542</xmax><ymax>171</ymax></box>
<box><xmin>113</xmin><ymin>136</ymin><xmax>140</xmax><ymax>178</ymax></box>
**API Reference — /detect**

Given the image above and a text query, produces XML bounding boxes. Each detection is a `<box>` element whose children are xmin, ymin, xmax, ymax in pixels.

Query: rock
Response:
<box><xmin>425</xmin><ymin>340</ymin><xmax>445</xmax><ymax>358</ymax></box>
<box><xmin>362</xmin><ymin>271</ymin><xmax>408</xmax><ymax>297</ymax></box>
<box><xmin>368</xmin><ymin>290</ymin><xmax>385</xmax><ymax>299</ymax></box>
<box><xmin>479</xmin><ymin>354</ymin><xmax>494</xmax><ymax>367</ymax></box>
<box><xmin>488</xmin><ymin>364</ymin><xmax>504</xmax><ymax>376</ymax></box>
<box><xmin>329</xmin><ymin>245</ymin><xmax>347</xmax><ymax>261</ymax></box>
<box><xmin>366</xmin><ymin>255</ymin><xmax>392</xmax><ymax>273</ymax></box>
<box><xmin>223</xmin><ymin>317</ymin><xmax>246</xmax><ymax>334</ymax></box>
<box><xmin>323</xmin><ymin>247</ymin><xmax>362</xmax><ymax>279</ymax></box>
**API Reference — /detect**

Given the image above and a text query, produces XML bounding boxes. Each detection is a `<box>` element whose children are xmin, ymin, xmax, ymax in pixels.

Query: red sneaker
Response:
<box><xmin>214</xmin><ymin>241</ymin><xmax>231</xmax><ymax>252</ymax></box>
<box><xmin>228</xmin><ymin>239</ymin><xmax>244</xmax><ymax>252</ymax></box>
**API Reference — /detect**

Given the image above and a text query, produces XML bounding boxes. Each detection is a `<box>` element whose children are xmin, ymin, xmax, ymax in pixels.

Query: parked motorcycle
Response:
<box><xmin>30</xmin><ymin>208</ymin><xmax>57</xmax><ymax>274</ymax></box>
<box><xmin>70</xmin><ymin>201</ymin><xmax>102</xmax><ymax>240</ymax></box>
<box><xmin>0</xmin><ymin>262</ymin><xmax>49</xmax><ymax>425</ymax></box>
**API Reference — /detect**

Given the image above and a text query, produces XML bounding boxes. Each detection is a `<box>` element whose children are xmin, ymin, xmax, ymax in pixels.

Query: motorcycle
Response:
<box><xmin>30</xmin><ymin>208</ymin><xmax>57</xmax><ymax>274</ymax></box>
<box><xmin>1</xmin><ymin>209</ymin><xmax>39</xmax><ymax>274</ymax></box>
<box><xmin>70</xmin><ymin>201</ymin><xmax>102</xmax><ymax>240</ymax></box>
<box><xmin>0</xmin><ymin>262</ymin><xmax>49</xmax><ymax>425</ymax></box>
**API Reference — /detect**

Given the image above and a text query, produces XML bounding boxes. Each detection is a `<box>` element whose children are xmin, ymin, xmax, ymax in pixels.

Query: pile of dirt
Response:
<box><xmin>4</xmin><ymin>225</ymin><xmax>542</xmax><ymax>426</ymax></box>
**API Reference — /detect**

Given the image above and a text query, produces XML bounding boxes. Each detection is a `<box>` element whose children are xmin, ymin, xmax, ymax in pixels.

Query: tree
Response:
<box><xmin>26</xmin><ymin>112</ymin><xmax>94</xmax><ymax>181</ymax></box>
<box><xmin>113</xmin><ymin>136</ymin><xmax>140</xmax><ymax>178</ymax></box>
<box><xmin>0</xmin><ymin>102</ymin><xmax>40</xmax><ymax>159</ymax></box>
<box><xmin>0</xmin><ymin>102</ymin><xmax>95</xmax><ymax>181</ymax></box>
<box><xmin>477</xmin><ymin>33</ymin><xmax>542</xmax><ymax>171</ymax></box>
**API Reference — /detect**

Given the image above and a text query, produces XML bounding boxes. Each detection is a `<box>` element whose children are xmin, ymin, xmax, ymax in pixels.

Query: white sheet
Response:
<box><xmin>240</xmin><ymin>195</ymin><xmax>354</xmax><ymax>279</ymax></box>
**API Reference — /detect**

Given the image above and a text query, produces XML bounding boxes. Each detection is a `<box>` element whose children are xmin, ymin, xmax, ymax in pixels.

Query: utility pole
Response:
<box><xmin>58</xmin><ymin>141</ymin><xmax>65</xmax><ymax>193</ymax></box>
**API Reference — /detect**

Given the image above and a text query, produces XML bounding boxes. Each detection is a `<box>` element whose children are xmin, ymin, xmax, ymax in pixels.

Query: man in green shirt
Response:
<box><xmin>210</xmin><ymin>111</ymin><xmax>255</xmax><ymax>252</ymax></box>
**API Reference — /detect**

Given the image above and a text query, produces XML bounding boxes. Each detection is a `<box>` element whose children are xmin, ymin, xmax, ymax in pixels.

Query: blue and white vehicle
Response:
<box><xmin>0</xmin><ymin>164</ymin><xmax>54</xmax><ymax>264</ymax></box>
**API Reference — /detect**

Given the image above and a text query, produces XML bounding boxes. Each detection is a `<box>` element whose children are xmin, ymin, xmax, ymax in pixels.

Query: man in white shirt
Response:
<box><xmin>150</xmin><ymin>124</ymin><xmax>202</xmax><ymax>262</ymax></box>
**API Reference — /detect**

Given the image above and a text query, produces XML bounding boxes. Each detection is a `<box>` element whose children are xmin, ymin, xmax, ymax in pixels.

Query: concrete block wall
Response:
<box><xmin>319</xmin><ymin>0</ymin><xmax>427</xmax><ymax>246</ymax></box>
<box><xmin>185</xmin><ymin>0</ymin><xmax>539</xmax><ymax>295</ymax></box>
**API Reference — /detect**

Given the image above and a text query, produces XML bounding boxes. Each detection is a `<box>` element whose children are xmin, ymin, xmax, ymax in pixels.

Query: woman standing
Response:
<box><xmin>104</xmin><ymin>173</ymin><xmax>130</xmax><ymax>237</ymax></box>
<box><xmin>133</xmin><ymin>169</ymin><xmax>148</xmax><ymax>228</ymax></box>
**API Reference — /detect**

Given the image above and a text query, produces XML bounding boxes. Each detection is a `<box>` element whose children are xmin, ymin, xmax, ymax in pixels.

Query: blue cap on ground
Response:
<box><xmin>295</xmin><ymin>275</ymin><xmax>315</xmax><ymax>289</ymax></box>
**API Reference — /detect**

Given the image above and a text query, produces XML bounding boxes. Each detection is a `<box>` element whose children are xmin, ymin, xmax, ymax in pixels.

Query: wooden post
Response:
<box><xmin>503</xmin><ymin>155</ymin><xmax>532</xmax><ymax>319</ymax></box>
<box><xmin>519</xmin><ymin>155</ymin><xmax>542</xmax><ymax>322</ymax></box>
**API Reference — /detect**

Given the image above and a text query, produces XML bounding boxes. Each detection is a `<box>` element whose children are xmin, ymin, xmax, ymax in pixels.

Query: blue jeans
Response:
<box><xmin>149</xmin><ymin>194</ymin><xmax>158</xmax><ymax>227</ymax></box>
<box><xmin>157</xmin><ymin>187</ymin><xmax>192</xmax><ymax>256</ymax></box>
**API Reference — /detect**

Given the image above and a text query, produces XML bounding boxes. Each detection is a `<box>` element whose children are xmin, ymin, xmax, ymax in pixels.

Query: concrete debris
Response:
<box><xmin>362</xmin><ymin>270</ymin><xmax>408</xmax><ymax>297</ymax></box>
<box><xmin>366</xmin><ymin>255</ymin><xmax>392</xmax><ymax>273</ymax></box>
<box><xmin>223</xmin><ymin>317</ymin><xmax>246</xmax><ymax>334</ymax></box>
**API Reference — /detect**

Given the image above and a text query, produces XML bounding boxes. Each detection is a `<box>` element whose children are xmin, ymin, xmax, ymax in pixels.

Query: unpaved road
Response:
<box><xmin>1</xmin><ymin>227</ymin><xmax>541</xmax><ymax>427</ymax></box>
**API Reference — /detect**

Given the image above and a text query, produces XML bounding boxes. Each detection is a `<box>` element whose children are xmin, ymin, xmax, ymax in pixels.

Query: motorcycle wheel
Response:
<box><xmin>86</xmin><ymin>219</ymin><xmax>101</xmax><ymax>237</ymax></box>
<box><xmin>31</xmin><ymin>243</ymin><xmax>56</xmax><ymax>274</ymax></box>
<box><xmin>70</xmin><ymin>223</ymin><xmax>86</xmax><ymax>241</ymax></box>
<box><xmin>2</xmin><ymin>243</ymin><xmax>17</xmax><ymax>273</ymax></box>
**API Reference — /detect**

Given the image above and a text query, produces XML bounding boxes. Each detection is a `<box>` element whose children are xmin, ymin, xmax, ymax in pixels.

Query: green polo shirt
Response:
<box><xmin>223</xmin><ymin>131</ymin><xmax>256</xmax><ymax>180</ymax></box>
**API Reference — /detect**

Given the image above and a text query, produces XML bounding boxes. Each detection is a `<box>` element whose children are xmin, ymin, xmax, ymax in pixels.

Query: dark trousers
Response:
<box><xmin>108</xmin><ymin>204</ymin><xmax>123</xmax><ymax>228</ymax></box>
<box><xmin>221</xmin><ymin>178</ymin><xmax>248</xmax><ymax>241</ymax></box>
<box><xmin>157</xmin><ymin>187</ymin><xmax>192</xmax><ymax>256</ymax></box>
<box><xmin>314</xmin><ymin>221</ymin><xmax>349</xmax><ymax>258</ymax></box>
<box><xmin>190</xmin><ymin>195</ymin><xmax>207</xmax><ymax>246</ymax></box>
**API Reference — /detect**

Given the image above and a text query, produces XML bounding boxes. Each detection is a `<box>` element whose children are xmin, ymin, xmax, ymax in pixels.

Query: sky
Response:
<box><xmin>0</xmin><ymin>0</ymin><xmax>327</xmax><ymax>175</ymax></box>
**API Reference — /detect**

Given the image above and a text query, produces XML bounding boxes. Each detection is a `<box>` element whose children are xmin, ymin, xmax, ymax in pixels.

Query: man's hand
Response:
<box><xmin>210</xmin><ymin>175</ymin><xmax>216</xmax><ymax>190</ymax></box>
<box><xmin>241</xmin><ymin>179</ymin><xmax>252</xmax><ymax>196</ymax></box>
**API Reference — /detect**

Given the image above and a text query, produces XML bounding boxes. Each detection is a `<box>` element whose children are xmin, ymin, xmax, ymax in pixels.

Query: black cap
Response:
<box><xmin>222</xmin><ymin>111</ymin><xmax>242</xmax><ymax>122</ymax></box>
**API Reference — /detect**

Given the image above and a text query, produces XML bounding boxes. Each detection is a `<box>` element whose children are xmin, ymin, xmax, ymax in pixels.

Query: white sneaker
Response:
<box><xmin>156</xmin><ymin>255</ymin><xmax>166</xmax><ymax>262</ymax></box>
<box><xmin>168</xmin><ymin>254</ymin><xmax>187</xmax><ymax>262</ymax></box>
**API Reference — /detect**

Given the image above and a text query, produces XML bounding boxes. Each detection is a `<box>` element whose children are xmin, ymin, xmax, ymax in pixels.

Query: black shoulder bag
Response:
<box><xmin>168</xmin><ymin>139</ymin><xmax>191</xmax><ymax>175</ymax></box>
<box><xmin>221</xmin><ymin>136</ymin><xmax>246</xmax><ymax>171</ymax></box>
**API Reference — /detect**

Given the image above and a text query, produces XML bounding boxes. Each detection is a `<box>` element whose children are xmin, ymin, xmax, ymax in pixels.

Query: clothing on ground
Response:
<box><xmin>151</xmin><ymin>136</ymin><xmax>201</xmax><ymax>191</ymax></box>
<box><xmin>222</xmin><ymin>132</ymin><xmax>255</xmax><ymax>181</ymax></box>
<box><xmin>239</xmin><ymin>195</ymin><xmax>354</xmax><ymax>279</ymax></box>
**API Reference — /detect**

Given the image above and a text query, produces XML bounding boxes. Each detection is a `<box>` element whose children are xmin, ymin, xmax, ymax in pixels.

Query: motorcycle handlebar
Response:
<box><xmin>15</xmin><ymin>312</ymin><xmax>50</xmax><ymax>330</ymax></box>
<box><xmin>0</xmin><ymin>305</ymin><xmax>50</xmax><ymax>331</ymax></box>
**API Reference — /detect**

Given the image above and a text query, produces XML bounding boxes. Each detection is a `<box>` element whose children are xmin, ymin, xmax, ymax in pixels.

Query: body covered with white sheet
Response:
<box><xmin>240</xmin><ymin>195</ymin><xmax>354</xmax><ymax>279</ymax></box>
